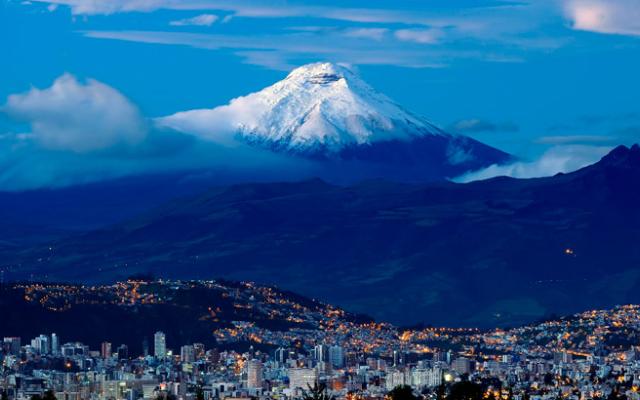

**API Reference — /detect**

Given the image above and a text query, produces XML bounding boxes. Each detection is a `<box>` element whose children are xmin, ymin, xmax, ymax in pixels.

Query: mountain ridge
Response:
<box><xmin>3</xmin><ymin>145</ymin><xmax>639</xmax><ymax>327</ymax></box>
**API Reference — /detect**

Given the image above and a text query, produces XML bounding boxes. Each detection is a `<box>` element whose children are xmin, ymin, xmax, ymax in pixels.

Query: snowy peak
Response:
<box><xmin>156</xmin><ymin>62</ymin><xmax>512</xmax><ymax>180</ymax></box>
<box><xmin>243</xmin><ymin>62</ymin><xmax>442</xmax><ymax>151</ymax></box>
<box><xmin>159</xmin><ymin>62</ymin><xmax>444</xmax><ymax>153</ymax></box>
<box><xmin>284</xmin><ymin>62</ymin><xmax>350</xmax><ymax>85</ymax></box>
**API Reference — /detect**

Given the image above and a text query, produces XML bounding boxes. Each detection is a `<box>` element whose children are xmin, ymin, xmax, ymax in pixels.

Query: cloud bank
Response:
<box><xmin>4</xmin><ymin>74</ymin><xmax>147</xmax><ymax>153</ymax></box>
<box><xmin>564</xmin><ymin>0</ymin><xmax>640</xmax><ymax>36</ymax></box>
<box><xmin>456</xmin><ymin>145</ymin><xmax>612</xmax><ymax>182</ymax></box>
<box><xmin>170</xmin><ymin>14</ymin><xmax>218</xmax><ymax>27</ymax></box>
<box><xmin>394</xmin><ymin>29</ymin><xmax>443</xmax><ymax>44</ymax></box>
<box><xmin>42</xmin><ymin>0</ymin><xmax>570</xmax><ymax>71</ymax></box>
<box><xmin>23</xmin><ymin>0</ymin><xmax>640</xmax><ymax>73</ymax></box>
<box><xmin>0</xmin><ymin>75</ymin><xmax>314</xmax><ymax>191</ymax></box>
<box><xmin>0</xmin><ymin>73</ymin><xmax>626</xmax><ymax>191</ymax></box>
<box><xmin>449</xmin><ymin>118</ymin><xmax>519</xmax><ymax>135</ymax></box>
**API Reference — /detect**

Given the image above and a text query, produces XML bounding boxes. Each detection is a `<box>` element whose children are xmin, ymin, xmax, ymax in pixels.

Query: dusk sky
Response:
<box><xmin>1</xmin><ymin>0</ymin><xmax>640</xmax><ymax>188</ymax></box>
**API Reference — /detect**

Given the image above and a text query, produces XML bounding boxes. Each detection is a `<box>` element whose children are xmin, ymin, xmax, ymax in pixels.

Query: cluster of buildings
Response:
<box><xmin>4</xmin><ymin>282</ymin><xmax>640</xmax><ymax>400</ymax></box>
<box><xmin>1</xmin><ymin>331</ymin><xmax>444</xmax><ymax>400</ymax></box>
<box><xmin>3</xmin><ymin>317</ymin><xmax>640</xmax><ymax>400</ymax></box>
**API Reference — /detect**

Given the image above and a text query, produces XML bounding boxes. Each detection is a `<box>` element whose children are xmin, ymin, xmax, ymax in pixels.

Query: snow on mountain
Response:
<box><xmin>157</xmin><ymin>62</ymin><xmax>512</xmax><ymax>180</ymax></box>
<box><xmin>157</xmin><ymin>62</ymin><xmax>445</xmax><ymax>153</ymax></box>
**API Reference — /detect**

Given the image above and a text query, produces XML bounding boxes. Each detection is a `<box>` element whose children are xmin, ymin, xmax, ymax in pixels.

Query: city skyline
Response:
<box><xmin>3</xmin><ymin>281</ymin><xmax>640</xmax><ymax>400</ymax></box>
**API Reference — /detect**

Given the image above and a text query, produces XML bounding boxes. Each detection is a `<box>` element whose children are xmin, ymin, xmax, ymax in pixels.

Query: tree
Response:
<box><xmin>302</xmin><ymin>383</ymin><xmax>335</xmax><ymax>400</ymax></box>
<box><xmin>195</xmin><ymin>386</ymin><xmax>205</xmax><ymax>400</ymax></box>
<box><xmin>387</xmin><ymin>385</ymin><xmax>418</xmax><ymax>400</ymax></box>
<box><xmin>42</xmin><ymin>391</ymin><xmax>57</xmax><ymax>400</ymax></box>
<box><xmin>2</xmin><ymin>391</ymin><xmax>9</xmax><ymax>400</ymax></box>
<box><xmin>447</xmin><ymin>381</ymin><xmax>483</xmax><ymax>400</ymax></box>
<box><xmin>435</xmin><ymin>384</ymin><xmax>447</xmax><ymax>400</ymax></box>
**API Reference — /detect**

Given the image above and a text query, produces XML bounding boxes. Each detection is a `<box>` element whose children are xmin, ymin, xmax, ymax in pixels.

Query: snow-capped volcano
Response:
<box><xmin>235</xmin><ymin>62</ymin><xmax>445</xmax><ymax>151</ymax></box>
<box><xmin>159</xmin><ymin>62</ymin><xmax>442</xmax><ymax>151</ymax></box>
<box><xmin>159</xmin><ymin>62</ymin><xmax>511</xmax><ymax>180</ymax></box>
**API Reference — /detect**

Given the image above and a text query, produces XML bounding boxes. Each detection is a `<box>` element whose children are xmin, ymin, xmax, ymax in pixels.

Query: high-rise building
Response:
<box><xmin>142</xmin><ymin>337</ymin><xmax>150</xmax><ymax>357</ymax></box>
<box><xmin>51</xmin><ymin>333</ymin><xmax>60</xmax><ymax>355</ymax></box>
<box><xmin>275</xmin><ymin>347</ymin><xmax>288</xmax><ymax>364</ymax></box>
<box><xmin>314</xmin><ymin>344</ymin><xmax>328</xmax><ymax>362</ymax></box>
<box><xmin>208</xmin><ymin>348</ymin><xmax>220</xmax><ymax>364</ymax></box>
<box><xmin>432</xmin><ymin>351</ymin><xmax>446</xmax><ymax>363</ymax></box>
<box><xmin>193</xmin><ymin>343</ymin><xmax>205</xmax><ymax>359</ymax></box>
<box><xmin>288</xmin><ymin>368</ymin><xmax>318</xmax><ymax>393</ymax></box>
<box><xmin>411</xmin><ymin>367</ymin><xmax>442</xmax><ymax>389</ymax></box>
<box><xmin>32</xmin><ymin>334</ymin><xmax>50</xmax><ymax>354</ymax></box>
<box><xmin>452</xmin><ymin>358</ymin><xmax>475</xmax><ymax>375</ymax></box>
<box><xmin>3</xmin><ymin>337</ymin><xmax>21</xmax><ymax>355</ymax></box>
<box><xmin>181</xmin><ymin>345</ymin><xmax>195</xmax><ymax>363</ymax></box>
<box><xmin>393</xmin><ymin>350</ymin><xmax>400</xmax><ymax>367</ymax></box>
<box><xmin>154</xmin><ymin>331</ymin><xmax>167</xmax><ymax>359</ymax></box>
<box><xmin>329</xmin><ymin>345</ymin><xmax>344</xmax><ymax>368</ymax></box>
<box><xmin>317</xmin><ymin>361</ymin><xmax>332</xmax><ymax>375</ymax></box>
<box><xmin>554</xmin><ymin>351</ymin><xmax>573</xmax><ymax>364</ymax></box>
<box><xmin>61</xmin><ymin>342</ymin><xmax>89</xmax><ymax>357</ymax></box>
<box><xmin>101</xmin><ymin>342</ymin><xmax>112</xmax><ymax>359</ymax></box>
<box><xmin>247</xmin><ymin>359</ymin><xmax>264</xmax><ymax>389</ymax></box>
<box><xmin>386</xmin><ymin>369</ymin><xmax>410</xmax><ymax>390</ymax></box>
<box><xmin>117</xmin><ymin>344</ymin><xmax>129</xmax><ymax>360</ymax></box>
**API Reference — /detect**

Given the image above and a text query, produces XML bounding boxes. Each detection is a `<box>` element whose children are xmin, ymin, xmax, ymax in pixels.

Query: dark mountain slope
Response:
<box><xmin>5</xmin><ymin>145</ymin><xmax>640</xmax><ymax>327</ymax></box>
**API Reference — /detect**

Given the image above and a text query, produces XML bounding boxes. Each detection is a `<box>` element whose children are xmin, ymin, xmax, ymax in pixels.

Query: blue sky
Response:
<box><xmin>1</xmin><ymin>0</ymin><xmax>640</xmax><ymax>189</ymax></box>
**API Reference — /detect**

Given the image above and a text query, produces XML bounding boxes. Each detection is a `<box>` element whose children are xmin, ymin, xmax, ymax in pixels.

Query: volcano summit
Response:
<box><xmin>159</xmin><ymin>62</ymin><xmax>511</xmax><ymax>181</ymax></box>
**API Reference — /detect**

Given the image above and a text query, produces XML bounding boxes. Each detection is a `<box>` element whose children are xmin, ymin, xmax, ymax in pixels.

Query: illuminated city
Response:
<box><xmin>3</xmin><ymin>281</ymin><xmax>640</xmax><ymax>400</ymax></box>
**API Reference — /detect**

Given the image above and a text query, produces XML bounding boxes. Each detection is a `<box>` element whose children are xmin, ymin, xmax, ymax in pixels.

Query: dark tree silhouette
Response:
<box><xmin>42</xmin><ymin>391</ymin><xmax>57</xmax><ymax>400</ymax></box>
<box><xmin>387</xmin><ymin>385</ymin><xmax>418</xmax><ymax>400</ymax></box>
<box><xmin>196</xmin><ymin>385</ymin><xmax>204</xmax><ymax>400</ymax></box>
<box><xmin>435</xmin><ymin>384</ymin><xmax>447</xmax><ymax>400</ymax></box>
<box><xmin>156</xmin><ymin>393</ymin><xmax>177</xmax><ymax>400</ymax></box>
<box><xmin>195</xmin><ymin>386</ymin><xmax>205</xmax><ymax>400</ymax></box>
<box><xmin>303</xmin><ymin>383</ymin><xmax>335</xmax><ymax>400</ymax></box>
<box><xmin>447</xmin><ymin>381</ymin><xmax>483</xmax><ymax>400</ymax></box>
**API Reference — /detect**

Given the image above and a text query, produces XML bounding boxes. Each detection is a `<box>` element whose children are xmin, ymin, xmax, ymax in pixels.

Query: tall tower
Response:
<box><xmin>51</xmin><ymin>333</ymin><xmax>60</xmax><ymax>355</ymax></box>
<box><xmin>329</xmin><ymin>345</ymin><xmax>344</xmax><ymax>368</ymax></box>
<box><xmin>181</xmin><ymin>345</ymin><xmax>195</xmax><ymax>363</ymax></box>
<box><xmin>247</xmin><ymin>359</ymin><xmax>264</xmax><ymax>389</ymax></box>
<box><xmin>101</xmin><ymin>342</ymin><xmax>112</xmax><ymax>359</ymax></box>
<box><xmin>154</xmin><ymin>331</ymin><xmax>167</xmax><ymax>359</ymax></box>
<box><xmin>314</xmin><ymin>344</ymin><xmax>328</xmax><ymax>362</ymax></box>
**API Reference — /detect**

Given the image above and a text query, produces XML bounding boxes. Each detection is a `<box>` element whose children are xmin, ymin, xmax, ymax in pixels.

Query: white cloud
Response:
<box><xmin>80</xmin><ymin>29</ymin><xmax>536</xmax><ymax>70</ymax></box>
<box><xmin>234</xmin><ymin>50</ymin><xmax>296</xmax><ymax>71</ymax></box>
<box><xmin>3</xmin><ymin>74</ymin><xmax>147</xmax><ymax>153</ymax></box>
<box><xmin>536</xmin><ymin>135</ymin><xmax>614</xmax><ymax>145</ymax></box>
<box><xmin>33</xmin><ymin>0</ymin><xmax>554</xmax><ymax>42</ymax></box>
<box><xmin>0</xmin><ymin>75</ymin><xmax>316</xmax><ymax>190</ymax></box>
<box><xmin>449</xmin><ymin>118</ymin><xmax>519</xmax><ymax>134</ymax></box>
<box><xmin>564</xmin><ymin>0</ymin><xmax>640</xmax><ymax>36</ymax></box>
<box><xmin>394</xmin><ymin>28</ymin><xmax>443</xmax><ymax>44</ymax></box>
<box><xmin>170</xmin><ymin>14</ymin><xmax>218</xmax><ymax>27</ymax></box>
<box><xmin>455</xmin><ymin>145</ymin><xmax>612</xmax><ymax>182</ymax></box>
<box><xmin>155</xmin><ymin>92</ymin><xmax>264</xmax><ymax>145</ymax></box>
<box><xmin>343</xmin><ymin>28</ymin><xmax>389</xmax><ymax>41</ymax></box>
<box><xmin>25</xmin><ymin>0</ymin><xmax>570</xmax><ymax>71</ymax></box>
